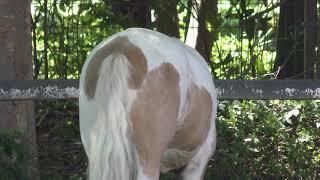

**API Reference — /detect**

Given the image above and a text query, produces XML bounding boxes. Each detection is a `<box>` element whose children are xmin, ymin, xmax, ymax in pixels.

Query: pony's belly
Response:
<box><xmin>160</xmin><ymin>148</ymin><xmax>197</xmax><ymax>173</ymax></box>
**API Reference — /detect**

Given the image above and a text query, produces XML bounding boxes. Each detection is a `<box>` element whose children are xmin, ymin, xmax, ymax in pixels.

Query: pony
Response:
<box><xmin>79</xmin><ymin>28</ymin><xmax>217</xmax><ymax>180</ymax></box>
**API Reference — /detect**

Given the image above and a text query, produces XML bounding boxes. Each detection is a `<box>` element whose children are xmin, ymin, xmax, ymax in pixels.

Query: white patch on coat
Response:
<box><xmin>137</xmin><ymin>159</ymin><xmax>157</xmax><ymax>180</ymax></box>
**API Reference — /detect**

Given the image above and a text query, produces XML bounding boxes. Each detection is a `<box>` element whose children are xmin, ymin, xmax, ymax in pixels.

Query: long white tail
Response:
<box><xmin>88</xmin><ymin>54</ymin><xmax>137</xmax><ymax>180</ymax></box>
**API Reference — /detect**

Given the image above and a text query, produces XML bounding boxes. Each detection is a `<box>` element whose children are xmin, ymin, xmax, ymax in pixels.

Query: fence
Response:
<box><xmin>1</xmin><ymin>80</ymin><xmax>320</xmax><ymax>101</ymax></box>
<box><xmin>2</xmin><ymin>1</ymin><xmax>318</xmax><ymax>102</ymax></box>
<box><xmin>30</xmin><ymin>0</ymin><xmax>282</xmax><ymax>80</ymax></box>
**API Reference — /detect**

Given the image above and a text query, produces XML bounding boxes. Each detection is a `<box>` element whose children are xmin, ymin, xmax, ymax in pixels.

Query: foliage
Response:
<box><xmin>209</xmin><ymin>100</ymin><xmax>320</xmax><ymax>179</ymax></box>
<box><xmin>32</xmin><ymin>0</ymin><xmax>280</xmax><ymax>80</ymax></box>
<box><xmin>34</xmin><ymin>100</ymin><xmax>320</xmax><ymax>179</ymax></box>
<box><xmin>210</xmin><ymin>0</ymin><xmax>278</xmax><ymax>79</ymax></box>
<box><xmin>35</xmin><ymin>101</ymin><xmax>86</xmax><ymax>179</ymax></box>
<box><xmin>0</xmin><ymin>129</ymin><xmax>30</xmax><ymax>180</ymax></box>
<box><xmin>32</xmin><ymin>0</ymin><xmax>122</xmax><ymax>79</ymax></box>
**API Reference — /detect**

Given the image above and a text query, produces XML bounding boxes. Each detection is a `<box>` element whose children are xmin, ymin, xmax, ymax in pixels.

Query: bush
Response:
<box><xmin>208</xmin><ymin>100</ymin><xmax>320</xmax><ymax>179</ymax></box>
<box><xmin>0</xmin><ymin>129</ymin><xmax>29</xmax><ymax>180</ymax></box>
<box><xmin>34</xmin><ymin>100</ymin><xmax>320</xmax><ymax>179</ymax></box>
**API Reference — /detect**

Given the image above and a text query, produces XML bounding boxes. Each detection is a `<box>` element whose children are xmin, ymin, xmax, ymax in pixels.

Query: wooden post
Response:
<box><xmin>0</xmin><ymin>0</ymin><xmax>39</xmax><ymax>178</ymax></box>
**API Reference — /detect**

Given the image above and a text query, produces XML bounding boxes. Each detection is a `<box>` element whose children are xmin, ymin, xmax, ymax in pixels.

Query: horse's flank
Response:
<box><xmin>79</xmin><ymin>28</ymin><xmax>217</xmax><ymax>180</ymax></box>
<box><xmin>130</xmin><ymin>62</ymin><xmax>181</xmax><ymax>178</ymax></box>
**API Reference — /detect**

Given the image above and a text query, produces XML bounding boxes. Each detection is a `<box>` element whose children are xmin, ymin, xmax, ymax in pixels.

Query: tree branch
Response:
<box><xmin>242</xmin><ymin>0</ymin><xmax>288</xmax><ymax>25</ymax></box>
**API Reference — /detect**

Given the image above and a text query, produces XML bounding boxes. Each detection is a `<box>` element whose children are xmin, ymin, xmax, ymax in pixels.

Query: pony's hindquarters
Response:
<box><xmin>179</xmin><ymin>87</ymin><xmax>217</xmax><ymax>180</ymax></box>
<box><xmin>79</xmin><ymin>43</ymin><xmax>182</xmax><ymax>180</ymax></box>
<box><xmin>159</xmin><ymin>76</ymin><xmax>217</xmax><ymax>180</ymax></box>
<box><xmin>79</xmin><ymin>28</ymin><xmax>218</xmax><ymax>180</ymax></box>
<box><xmin>79</xmin><ymin>36</ymin><xmax>148</xmax><ymax>180</ymax></box>
<box><xmin>130</xmin><ymin>63</ymin><xmax>181</xmax><ymax>179</ymax></box>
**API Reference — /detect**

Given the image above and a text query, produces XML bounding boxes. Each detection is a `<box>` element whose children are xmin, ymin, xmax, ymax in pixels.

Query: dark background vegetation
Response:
<box><xmin>0</xmin><ymin>0</ymin><xmax>319</xmax><ymax>179</ymax></box>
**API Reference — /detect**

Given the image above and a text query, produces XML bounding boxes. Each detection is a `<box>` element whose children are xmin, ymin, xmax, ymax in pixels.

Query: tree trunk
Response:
<box><xmin>153</xmin><ymin>0</ymin><xmax>180</xmax><ymax>38</ymax></box>
<box><xmin>195</xmin><ymin>0</ymin><xmax>218</xmax><ymax>64</ymax></box>
<box><xmin>304</xmin><ymin>0</ymin><xmax>317</xmax><ymax>79</ymax></box>
<box><xmin>109</xmin><ymin>0</ymin><xmax>150</xmax><ymax>28</ymax></box>
<box><xmin>0</xmin><ymin>0</ymin><xmax>38</xmax><ymax>178</ymax></box>
<box><xmin>274</xmin><ymin>0</ymin><xmax>304</xmax><ymax>79</ymax></box>
<box><xmin>318</xmin><ymin>17</ymin><xmax>320</xmax><ymax>79</ymax></box>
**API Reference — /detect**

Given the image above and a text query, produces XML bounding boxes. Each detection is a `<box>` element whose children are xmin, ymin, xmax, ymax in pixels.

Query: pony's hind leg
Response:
<box><xmin>181</xmin><ymin>121</ymin><xmax>217</xmax><ymax>180</ymax></box>
<box><xmin>130</xmin><ymin>63</ymin><xmax>181</xmax><ymax>180</ymax></box>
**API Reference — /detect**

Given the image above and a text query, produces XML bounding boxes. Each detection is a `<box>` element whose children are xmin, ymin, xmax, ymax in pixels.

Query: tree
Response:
<box><xmin>274</xmin><ymin>0</ymin><xmax>304</xmax><ymax>79</ymax></box>
<box><xmin>304</xmin><ymin>0</ymin><xmax>317</xmax><ymax>79</ymax></box>
<box><xmin>274</xmin><ymin>0</ymin><xmax>317</xmax><ymax>79</ymax></box>
<box><xmin>153</xmin><ymin>0</ymin><xmax>180</xmax><ymax>38</ymax></box>
<box><xmin>108</xmin><ymin>0</ymin><xmax>180</xmax><ymax>38</ymax></box>
<box><xmin>108</xmin><ymin>0</ymin><xmax>150</xmax><ymax>28</ymax></box>
<box><xmin>0</xmin><ymin>0</ymin><xmax>38</xmax><ymax>178</ymax></box>
<box><xmin>195</xmin><ymin>0</ymin><xmax>218</xmax><ymax>64</ymax></box>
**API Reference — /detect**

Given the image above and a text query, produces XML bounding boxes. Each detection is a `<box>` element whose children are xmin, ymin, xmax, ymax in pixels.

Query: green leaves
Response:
<box><xmin>32</xmin><ymin>0</ymin><xmax>121</xmax><ymax>79</ymax></box>
<box><xmin>0</xmin><ymin>129</ymin><xmax>29</xmax><ymax>180</ymax></box>
<box><xmin>209</xmin><ymin>100</ymin><xmax>320</xmax><ymax>179</ymax></box>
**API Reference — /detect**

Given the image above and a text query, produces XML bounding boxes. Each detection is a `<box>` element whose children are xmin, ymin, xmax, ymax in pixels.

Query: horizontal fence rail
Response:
<box><xmin>0</xmin><ymin>80</ymin><xmax>320</xmax><ymax>101</ymax></box>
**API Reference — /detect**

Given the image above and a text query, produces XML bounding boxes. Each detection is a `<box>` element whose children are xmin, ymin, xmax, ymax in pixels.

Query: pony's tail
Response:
<box><xmin>88</xmin><ymin>53</ymin><xmax>137</xmax><ymax>180</ymax></box>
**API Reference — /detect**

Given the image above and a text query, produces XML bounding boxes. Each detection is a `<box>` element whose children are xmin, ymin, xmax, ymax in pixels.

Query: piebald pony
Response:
<box><xmin>79</xmin><ymin>28</ymin><xmax>217</xmax><ymax>180</ymax></box>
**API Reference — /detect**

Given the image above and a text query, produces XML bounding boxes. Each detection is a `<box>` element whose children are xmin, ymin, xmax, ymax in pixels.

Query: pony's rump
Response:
<box><xmin>79</xmin><ymin>28</ymin><xmax>217</xmax><ymax>180</ymax></box>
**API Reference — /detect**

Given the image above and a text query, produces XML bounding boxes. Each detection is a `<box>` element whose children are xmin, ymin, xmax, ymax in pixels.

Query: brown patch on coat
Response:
<box><xmin>84</xmin><ymin>36</ymin><xmax>147</xmax><ymax>99</ymax></box>
<box><xmin>130</xmin><ymin>63</ymin><xmax>180</xmax><ymax>178</ymax></box>
<box><xmin>168</xmin><ymin>81</ymin><xmax>212</xmax><ymax>151</ymax></box>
